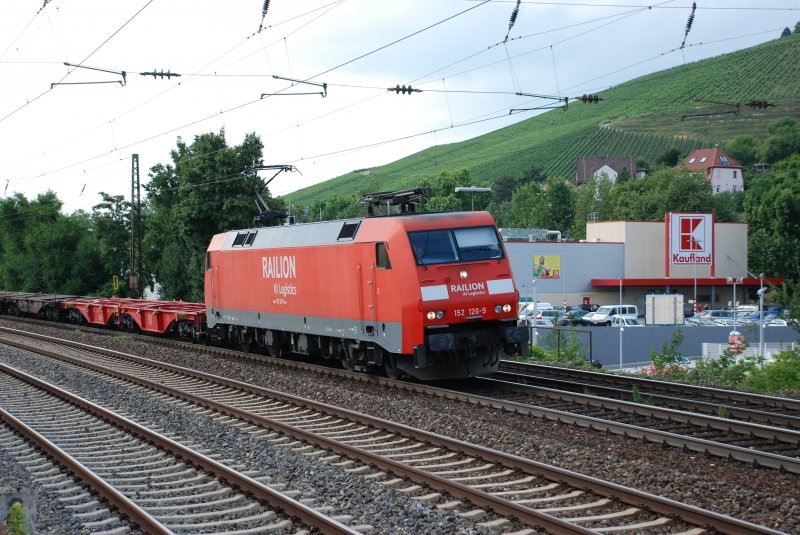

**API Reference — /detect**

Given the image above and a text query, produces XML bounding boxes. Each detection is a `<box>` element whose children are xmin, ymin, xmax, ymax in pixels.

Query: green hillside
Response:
<box><xmin>286</xmin><ymin>35</ymin><xmax>800</xmax><ymax>206</ymax></box>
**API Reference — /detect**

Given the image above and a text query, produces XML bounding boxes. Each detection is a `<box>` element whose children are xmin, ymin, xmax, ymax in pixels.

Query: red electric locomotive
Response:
<box><xmin>204</xmin><ymin>190</ymin><xmax>528</xmax><ymax>380</ymax></box>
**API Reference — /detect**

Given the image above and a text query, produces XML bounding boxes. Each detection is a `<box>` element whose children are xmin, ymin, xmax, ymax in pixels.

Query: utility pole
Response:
<box><xmin>129</xmin><ymin>154</ymin><xmax>143</xmax><ymax>299</ymax></box>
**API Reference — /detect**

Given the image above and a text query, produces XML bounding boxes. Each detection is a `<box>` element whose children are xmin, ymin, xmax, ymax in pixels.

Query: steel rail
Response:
<box><xmin>476</xmin><ymin>376</ymin><xmax>800</xmax><ymax>444</ymax></box>
<box><xmin>0</xmin><ymin>328</ymin><xmax>784</xmax><ymax>535</ymax></box>
<box><xmin>0</xmin><ymin>362</ymin><xmax>359</xmax><ymax>535</ymax></box>
<box><xmin>500</xmin><ymin>361</ymin><xmax>800</xmax><ymax>413</ymax></box>
<box><xmin>490</xmin><ymin>369</ymin><xmax>800</xmax><ymax>429</ymax></box>
<box><xmin>0</xmin><ymin>335</ymin><xmax>591</xmax><ymax>534</ymax></box>
<box><xmin>0</xmin><ymin>405</ymin><xmax>173</xmax><ymax>535</ymax></box>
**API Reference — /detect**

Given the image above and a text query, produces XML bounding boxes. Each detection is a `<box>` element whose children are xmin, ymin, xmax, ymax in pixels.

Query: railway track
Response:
<box><xmin>3</xmin><ymin>319</ymin><xmax>800</xmax><ymax>475</ymax></box>
<box><xmin>0</xmin><ymin>326</ymin><xmax>785</xmax><ymax>534</ymax></box>
<box><xmin>453</xmin><ymin>376</ymin><xmax>800</xmax><ymax>474</ymax></box>
<box><xmin>0</xmin><ymin>363</ymin><xmax>358</xmax><ymax>534</ymax></box>
<box><xmin>495</xmin><ymin>361</ymin><xmax>800</xmax><ymax>429</ymax></box>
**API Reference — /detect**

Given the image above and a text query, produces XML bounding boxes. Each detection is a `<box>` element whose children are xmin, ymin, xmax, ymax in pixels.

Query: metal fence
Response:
<box><xmin>530</xmin><ymin>324</ymin><xmax>800</xmax><ymax>367</ymax></box>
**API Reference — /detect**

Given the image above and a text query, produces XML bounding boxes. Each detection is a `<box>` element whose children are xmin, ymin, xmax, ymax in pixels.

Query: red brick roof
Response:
<box><xmin>684</xmin><ymin>148</ymin><xmax>742</xmax><ymax>172</ymax></box>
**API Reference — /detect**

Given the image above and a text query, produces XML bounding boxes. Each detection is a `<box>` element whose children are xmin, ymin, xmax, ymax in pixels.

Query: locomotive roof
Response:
<box><xmin>208</xmin><ymin>211</ymin><xmax>495</xmax><ymax>251</ymax></box>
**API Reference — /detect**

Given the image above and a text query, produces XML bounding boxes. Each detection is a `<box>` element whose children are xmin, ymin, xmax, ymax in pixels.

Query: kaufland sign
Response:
<box><xmin>669</xmin><ymin>213</ymin><xmax>713</xmax><ymax>265</ymax></box>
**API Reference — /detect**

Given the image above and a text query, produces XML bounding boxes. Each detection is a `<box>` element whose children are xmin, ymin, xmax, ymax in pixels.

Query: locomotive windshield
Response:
<box><xmin>409</xmin><ymin>226</ymin><xmax>503</xmax><ymax>265</ymax></box>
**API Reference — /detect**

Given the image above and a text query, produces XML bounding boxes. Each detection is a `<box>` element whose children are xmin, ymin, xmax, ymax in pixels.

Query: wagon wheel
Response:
<box><xmin>383</xmin><ymin>353</ymin><xmax>403</xmax><ymax>380</ymax></box>
<box><xmin>267</xmin><ymin>345</ymin><xmax>280</xmax><ymax>358</ymax></box>
<box><xmin>241</xmin><ymin>337</ymin><xmax>253</xmax><ymax>354</ymax></box>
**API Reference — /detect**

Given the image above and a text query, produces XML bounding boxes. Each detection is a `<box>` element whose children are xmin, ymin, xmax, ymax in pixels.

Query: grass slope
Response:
<box><xmin>287</xmin><ymin>35</ymin><xmax>800</xmax><ymax>206</ymax></box>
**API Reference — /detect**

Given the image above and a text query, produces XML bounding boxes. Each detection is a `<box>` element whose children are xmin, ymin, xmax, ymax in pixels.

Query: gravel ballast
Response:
<box><xmin>1</xmin><ymin>319</ymin><xmax>798</xmax><ymax>533</ymax></box>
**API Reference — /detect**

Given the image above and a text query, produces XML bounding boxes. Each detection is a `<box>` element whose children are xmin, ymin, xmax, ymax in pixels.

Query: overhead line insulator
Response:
<box><xmin>746</xmin><ymin>100</ymin><xmax>775</xmax><ymax>109</ymax></box>
<box><xmin>388</xmin><ymin>85</ymin><xmax>422</xmax><ymax>95</ymax></box>
<box><xmin>139</xmin><ymin>69</ymin><xmax>181</xmax><ymax>79</ymax></box>
<box><xmin>576</xmin><ymin>94</ymin><xmax>603</xmax><ymax>104</ymax></box>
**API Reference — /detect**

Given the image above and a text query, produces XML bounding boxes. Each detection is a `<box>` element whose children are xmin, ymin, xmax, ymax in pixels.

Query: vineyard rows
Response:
<box><xmin>287</xmin><ymin>35</ymin><xmax>800</xmax><ymax>206</ymax></box>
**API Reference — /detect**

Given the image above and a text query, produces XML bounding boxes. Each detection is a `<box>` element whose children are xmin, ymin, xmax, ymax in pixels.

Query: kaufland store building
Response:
<box><xmin>503</xmin><ymin>213</ymin><xmax>781</xmax><ymax>312</ymax></box>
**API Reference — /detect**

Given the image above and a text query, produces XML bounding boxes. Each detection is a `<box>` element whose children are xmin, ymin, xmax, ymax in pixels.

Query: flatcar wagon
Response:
<box><xmin>205</xmin><ymin>206</ymin><xmax>528</xmax><ymax>380</ymax></box>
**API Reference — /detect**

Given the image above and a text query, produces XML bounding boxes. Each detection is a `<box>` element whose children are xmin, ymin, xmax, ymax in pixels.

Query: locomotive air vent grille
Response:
<box><xmin>232</xmin><ymin>232</ymin><xmax>247</xmax><ymax>246</ymax></box>
<box><xmin>232</xmin><ymin>231</ymin><xmax>258</xmax><ymax>247</ymax></box>
<box><xmin>337</xmin><ymin>221</ymin><xmax>361</xmax><ymax>241</ymax></box>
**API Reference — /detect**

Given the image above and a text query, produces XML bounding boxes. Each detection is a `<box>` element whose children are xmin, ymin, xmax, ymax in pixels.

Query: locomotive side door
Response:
<box><xmin>206</xmin><ymin>251</ymin><xmax>219</xmax><ymax>309</ymax></box>
<box><xmin>357</xmin><ymin>243</ymin><xmax>378</xmax><ymax>336</ymax></box>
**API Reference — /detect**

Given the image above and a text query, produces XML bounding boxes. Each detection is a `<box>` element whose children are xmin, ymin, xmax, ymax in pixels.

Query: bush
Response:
<box><xmin>6</xmin><ymin>501</ymin><xmax>29</xmax><ymax>535</ymax></box>
<box><xmin>744</xmin><ymin>348</ymin><xmax>800</xmax><ymax>395</ymax></box>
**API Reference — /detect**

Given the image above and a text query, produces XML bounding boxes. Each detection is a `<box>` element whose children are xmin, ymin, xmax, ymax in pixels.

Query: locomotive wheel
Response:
<box><xmin>241</xmin><ymin>337</ymin><xmax>253</xmax><ymax>353</ymax></box>
<box><xmin>268</xmin><ymin>345</ymin><xmax>280</xmax><ymax>358</ymax></box>
<box><xmin>341</xmin><ymin>351</ymin><xmax>356</xmax><ymax>372</ymax></box>
<box><xmin>383</xmin><ymin>354</ymin><xmax>402</xmax><ymax>380</ymax></box>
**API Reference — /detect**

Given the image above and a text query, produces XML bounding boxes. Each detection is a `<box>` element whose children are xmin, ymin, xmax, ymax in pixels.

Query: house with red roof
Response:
<box><xmin>683</xmin><ymin>147</ymin><xmax>744</xmax><ymax>194</ymax></box>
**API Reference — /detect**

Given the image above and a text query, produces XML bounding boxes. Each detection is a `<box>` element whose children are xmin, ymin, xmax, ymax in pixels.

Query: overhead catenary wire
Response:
<box><xmin>0</xmin><ymin>0</ymin><xmax>155</xmax><ymax>125</ymax></box>
<box><xmin>2</xmin><ymin>1</ymin><xmax>794</xmax><ymax>202</ymax></box>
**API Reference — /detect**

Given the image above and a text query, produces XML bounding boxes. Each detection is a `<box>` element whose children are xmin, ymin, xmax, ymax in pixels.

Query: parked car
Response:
<box><xmin>610</xmin><ymin>315</ymin><xmax>643</xmax><ymax>327</ymax></box>
<box><xmin>518</xmin><ymin>303</ymin><xmax>556</xmax><ymax>324</ymax></box>
<box><xmin>694</xmin><ymin>309</ymin><xmax>736</xmax><ymax>326</ymax></box>
<box><xmin>588</xmin><ymin>305</ymin><xmax>638</xmax><ymax>326</ymax></box>
<box><xmin>579</xmin><ymin>303</ymin><xmax>599</xmax><ymax>312</ymax></box>
<box><xmin>557</xmin><ymin>309</ymin><xmax>593</xmax><ymax>326</ymax></box>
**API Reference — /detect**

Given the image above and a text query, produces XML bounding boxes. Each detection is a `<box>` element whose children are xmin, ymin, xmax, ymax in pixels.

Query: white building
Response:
<box><xmin>684</xmin><ymin>148</ymin><xmax>744</xmax><ymax>194</ymax></box>
<box><xmin>503</xmin><ymin>213</ymin><xmax>780</xmax><ymax>312</ymax></box>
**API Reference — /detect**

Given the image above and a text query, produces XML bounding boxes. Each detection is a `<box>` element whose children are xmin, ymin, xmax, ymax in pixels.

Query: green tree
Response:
<box><xmin>0</xmin><ymin>192</ymin><xmax>106</xmax><ymax>294</ymax></box>
<box><xmin>759</xmin><ymin>117</ymin><xmax>800</xmax><ymax>164</ymax></box>
<box><xmin>612</xmin><ymin>167</ymin><xmax>712</xmax><ymax>220</ymax></box>
<box><xmin>725</xmin><ymin>135</ymin><xmax>760</xmax><ymax>167</ymax></box>
<box><xmin>509</xmin><ymin>177</ymin><xmax>574</xmax><ymax>234</ymax></box>
<box><xmin>91</xmin><ymin>193</ymin><xmax>132</xmax><ymax>295</ymax></box>
<box><xmin>655</xmin><ymin>148</ymin><xmax>682</xmax><ymax>167</ymax></box>
<box><xmin>144</xmin><ymin>130</ymin><xmax>275</xmax><ymax>301</ymax></box>
<box><xmin>569</xmin><ymin>175</ymin><xmax>615</xmax><ymax>240</ymax></box>
<box><xmin>745</xmin><ymin>158</ymin><xmax>800</xmax><ymax>283</ymax></box>
<box><xmin>780</xmin><ymin>26</ymin><xmax>792</xmax><ymax>38</ymax></box>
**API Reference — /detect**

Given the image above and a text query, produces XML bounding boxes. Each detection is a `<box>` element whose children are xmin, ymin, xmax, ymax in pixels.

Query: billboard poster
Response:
<box><xmin>533</xmin><ymin>255</ymin><xmax>560</xmax><ymax>279</ymax></box>
<box><xmin>669</xmin><ymin>213</ymin><xmax>713</xmax><ymax>265</ymax></box>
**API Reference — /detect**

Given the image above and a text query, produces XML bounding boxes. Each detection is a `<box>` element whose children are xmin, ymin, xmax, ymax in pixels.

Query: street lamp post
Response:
<box><xmin>619</xmin><ymin>326</ymin><xmax>624</xmax><ymax>371</ymax></box>
<box><xmin>727</xmin><ymin>276</ymin><xmax>743</xmax><ymax>336</ymax></box>
<box><xmin>454</xmin><ymin>186</ymin><xmax>491</xmax><ymax>210</ymax></box>
<box><xmin>758</xmin><ymin>273</ymin><xmax>765</xmax><ymax>360</ymax></box>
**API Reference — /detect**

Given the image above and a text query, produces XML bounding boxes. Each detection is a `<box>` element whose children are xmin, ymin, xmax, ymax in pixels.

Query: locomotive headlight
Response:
<box><xmin>502</xmin><ymin>304</ymin><xmax>512</xmax><ymax>312</ymax></box>
<box><xmin>495</xmin><ymin>305</ymin><xmax>502</xmax><ymax>313</ymax></box>
<box><xmin>427</xmin><ymin>311</ymin><xmax>436</xmax><ymax>320</ymax></box>
<box><xmin>436</xmin><ymin>310</ymin><xmax>444</xmax><ymax>319</ymax></box>
<box><xmin>426</xmin><ymin>310</ymin><xmax>445</xmax><ymax>320</ymax></box>
<box><xmin>459</xmin><ymin>270</ymin><xmax>468</xmax><ymax>279</ymax></box>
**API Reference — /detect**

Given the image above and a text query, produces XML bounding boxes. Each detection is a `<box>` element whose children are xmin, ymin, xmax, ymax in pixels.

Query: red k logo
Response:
<box><xmin>679</xmin><ymin>217</ymin><xmax>705</xmax><ymax>251</ymax></box>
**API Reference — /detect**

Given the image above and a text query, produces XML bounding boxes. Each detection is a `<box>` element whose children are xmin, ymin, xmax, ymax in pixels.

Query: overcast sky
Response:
<box><xmin>1</xmin><ymin>1</ymin><xmax>797</xmax><ymax>213</ymax></box>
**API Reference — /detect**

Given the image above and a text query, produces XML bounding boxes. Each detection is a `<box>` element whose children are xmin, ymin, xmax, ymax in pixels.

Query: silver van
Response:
<box><xmin>588</xmin><ymin>305</ymin><xmax>638</xmax><ymax>326</ymax></box>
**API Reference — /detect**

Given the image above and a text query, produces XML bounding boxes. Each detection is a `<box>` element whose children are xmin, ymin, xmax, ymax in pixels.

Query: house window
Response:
<box><xmin>715</xmin><ymin>185</ymin><xmax>720</xmax><ymax>193</ymax></box>
<box><xmin>688</xmin><ymin>157</ymin><xmax>696</xmax><ymax>164</ymax></box>
<box><xmin>733</xmin><ymin>170</ymin><xmax>737</xmax><ymax>178</ymax></box>
<box><xmin>700</xmin><ymin>156</ymin><xmax>707</xmax><ymax>163</ymax></box>
<box><xmin>732</xmin><ymin>185</ymin><xmax>736</xmax><ymax>192</ymax></box>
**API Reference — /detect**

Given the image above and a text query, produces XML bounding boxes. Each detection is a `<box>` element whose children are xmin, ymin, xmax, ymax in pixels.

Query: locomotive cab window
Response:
<box><xmin>205</xmin><ymin>252</ymin><xmax>212</xmax><ymax>271</ymax></box>
<box><xmin>453</xmin><ymin>226</ymin><xmax>503</xmax><ymax>261</ymax></box>
<box><xmin>409</xmin><ymin>226</ymin><xmax>502</xmax><ymax>266</ymax></box>
<box><xmin>376</xmin><ymin>242</ymin><xmax>391</xmax><ymax>269</ymax></box>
